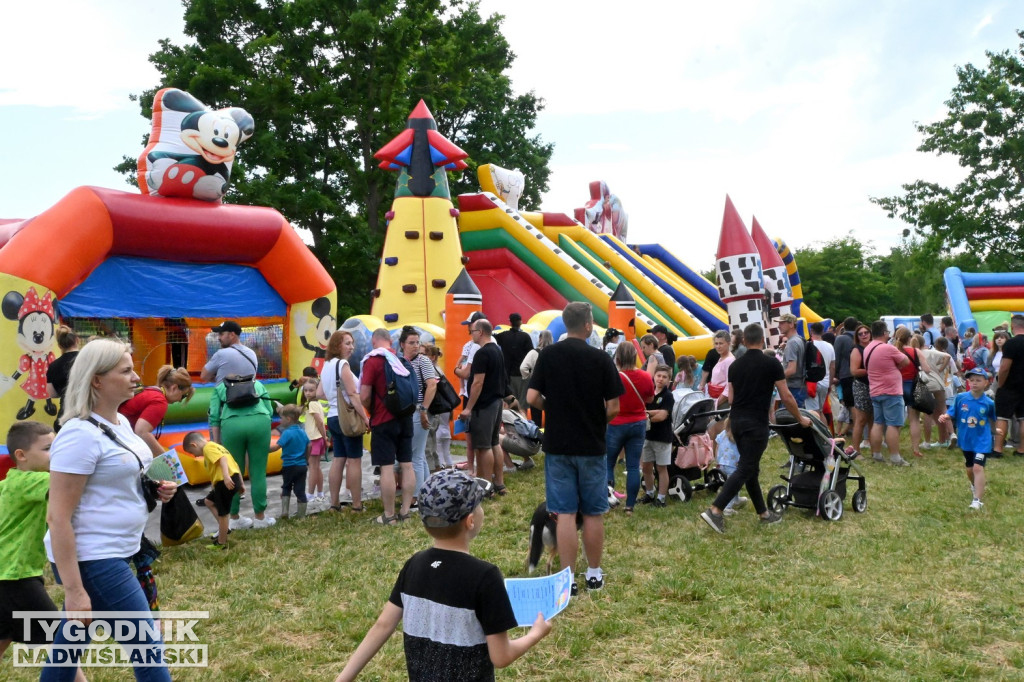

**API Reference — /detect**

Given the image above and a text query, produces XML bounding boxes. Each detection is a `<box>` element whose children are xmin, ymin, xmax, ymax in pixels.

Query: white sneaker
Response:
<box><xmin>858</xmin><ymin>440</ymin><xmax>870</xmax><ymax>449</ymax></box>
<box><xmin>969</xmin><ymin>499</ymin><xmax>984</xmax><ymax>510</ymax></box>
<box><xmin>253</xmin><ymin>517</ymin><xmax>277</xmax><ymax>529</ymax></box>
<box><xmin>722</xmin><ymin>506</ymin><xmax>737</xmax><ymax>516</ymax></box>
<box><xmin>733</xmin><ymin>496</ymin><xmax>749</xmax><ymax>509</ymax></box>
<box><xmin>228</xmin><ymin>517</ymin><xmax>253</xmax><ymax>531</ymax></box>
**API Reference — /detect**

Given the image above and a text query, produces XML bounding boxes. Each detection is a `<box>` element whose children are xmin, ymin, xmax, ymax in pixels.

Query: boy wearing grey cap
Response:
<box><xmin>335</xmin><ymin>470</ymin><xmax>551</xmax><ymax>681</ymax></box>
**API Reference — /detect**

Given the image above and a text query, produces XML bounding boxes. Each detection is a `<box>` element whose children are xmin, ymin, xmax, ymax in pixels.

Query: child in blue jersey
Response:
<box><xmin>939</xmin><ymin>367</ymin><xmax>995</xmax><ymax>510</ymax></box>
<box><xmin>275</xmin><ymin>404</ymin><xmax>310</xmax><ymax>518</ymax></box>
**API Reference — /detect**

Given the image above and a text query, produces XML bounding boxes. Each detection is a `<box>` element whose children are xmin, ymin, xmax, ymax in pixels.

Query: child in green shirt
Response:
<box><xmin>0</xmin><ymin>422</ymin><xmax>66</xmax><ymax>662</ymax></box>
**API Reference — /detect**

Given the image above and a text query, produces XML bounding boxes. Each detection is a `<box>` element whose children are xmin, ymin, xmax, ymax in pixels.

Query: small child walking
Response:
<box><xmin>939</xmin><ymin>367</ymin><xmax>995</xmax><ymax>509</ymax></box>
<box><xmin>275</xmin><ymin>404</ymin><xmax>310</xmax><ymax>519</ymax></box>
<box><xmin>183</xmin><ymin>431</ymin><xmax>244</xmax><ymax>549</ymax></box>
<box><xmin>714</xmin><ymin>418</ymin><xmax>748</xmax><ymax>515</ymax></box>
<box><xmin>0</xmin><ymin>423</ymin><xmax>87</xmax><ymax>678</ymax></box>
<box><xmin>335</xmin><ymin>470</ymin><xmax>551</xmax><ymax>681</ymax></box>
<box><xmin>302</xmin><ymin>380</ymin><xmax>328</xmax><ymax>505</ymax></box>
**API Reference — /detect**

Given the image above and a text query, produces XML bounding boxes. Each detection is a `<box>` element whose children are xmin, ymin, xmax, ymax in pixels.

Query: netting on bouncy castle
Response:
<box><xmin>61</xmin><ymin>317</ymin><xmax>284</xmax><ymax>385</ymax></box>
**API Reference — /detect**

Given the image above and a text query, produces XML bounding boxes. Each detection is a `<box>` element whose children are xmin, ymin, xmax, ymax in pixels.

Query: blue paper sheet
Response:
<box><xmin>504</xmin><ymin>566</ymin><xmax>573</xmax><ymax>627</ymax></box>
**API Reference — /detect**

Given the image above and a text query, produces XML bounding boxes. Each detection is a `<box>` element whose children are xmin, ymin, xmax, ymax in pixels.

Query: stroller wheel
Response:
<box><xmin>818</xmin><ymin>490</ymin><xmax>843</xmax><ymax>521</ymax></box>
<box><xmin>767</xmin><ymin>485</ymin><xmax>788</xmax><ymax>514</ymax></box>
<box><xmin>706</xmin><ymin>468</ymin><xmax>727</xmax><ymax>491</ymax></box>
<box><xmin>668</xmin><ymin>475</ymin><xmax>692</xmax><ymax>503</ymax></box>
<box><xmin>852</xmin><ymin>489</ymin><xmax>868</xmax><ymax>513</ymax></box>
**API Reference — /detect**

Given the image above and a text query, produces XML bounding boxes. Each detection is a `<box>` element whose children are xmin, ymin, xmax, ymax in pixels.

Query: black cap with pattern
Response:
<box><xmin>418</xmin><ymin>470</ymin><xmax>488</xmax><ymax>527</ymax></box>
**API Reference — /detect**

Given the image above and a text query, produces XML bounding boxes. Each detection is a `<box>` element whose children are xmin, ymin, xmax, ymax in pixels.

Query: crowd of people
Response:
<box><xmin>4</xmin><ymin>306</ymin><xmax>1023</xmax><ymax>679</ymax></box>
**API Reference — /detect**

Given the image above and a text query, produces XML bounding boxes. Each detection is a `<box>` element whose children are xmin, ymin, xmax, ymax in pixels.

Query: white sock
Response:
<box><xmin>657</xmin><ymin>494</ymin><xmax>666</xmax><ymax>502</ymax></box>
<box><xmin>585</xmin><ymin>567</ymin><xmax>602</xmax><ymax>580</ymax></box>
<box><xmin>645</xmin><ymin>489</ymin><xmax>655</xmax><ymax>498</ymax></box>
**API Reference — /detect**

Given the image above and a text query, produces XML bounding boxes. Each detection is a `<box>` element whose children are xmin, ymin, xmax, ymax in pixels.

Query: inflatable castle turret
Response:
<box><xmin>715</xmin><ymin>196</ymin><xmax>765</xmax><ymax>336</ymax></box>
<box><xmin>370</xmin><ymin>100</ymin><xmax>468</xmax><ymax>328</ymax></box>
<box><xmin>751</xmin><ymin>216</ymin><xmax>794</xmax><ymax>348</ymax></box>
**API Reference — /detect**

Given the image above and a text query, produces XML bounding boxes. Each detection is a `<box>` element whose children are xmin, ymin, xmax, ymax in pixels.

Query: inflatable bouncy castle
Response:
<box><xmin>0</xmin><ymin>88</ymin><xmax>336</xmax><ymax>466</ymax></box>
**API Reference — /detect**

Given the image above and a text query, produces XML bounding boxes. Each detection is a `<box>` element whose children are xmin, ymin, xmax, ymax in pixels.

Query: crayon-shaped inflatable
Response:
<box><xmin>751</xmin><ymin>216</ymin><xmax>794</xmax><ymax>349</ymax></box>
<box><xmin>608</xmin><ymin>280</ymin><xmax>637</xmax><ymax>342</ymax></box>
<box><xmin>444</xmin><ymin>268</ymin><xmax>482</xmax><ymax>402</ymax></box>
<box><xmin>715</xmin><ymin>196</ymin><xmax>765</xmax><ymax>336</ymax></box>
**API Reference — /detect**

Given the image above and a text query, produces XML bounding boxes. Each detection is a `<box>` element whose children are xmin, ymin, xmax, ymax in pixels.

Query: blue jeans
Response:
<box><xmin>605</xmin><ymin>420</ymin><xmax>647</xmax><ymax>508</ymax></box>
<box><xmin>42</xmin><ymin>558</ymin><xmax>171</xmax><ymax>682</ymax></box>
<box><xmin>411</xmin><ymin>416</ymin><xmax>431</xmax><ymax>497</ymax></box>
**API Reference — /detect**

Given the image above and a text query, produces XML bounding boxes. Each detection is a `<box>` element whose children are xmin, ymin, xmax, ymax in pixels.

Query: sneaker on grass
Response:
<box><xmin>585</xmin><ymin>576</ymin><xmax>603</xmax><ymax>591</ymax></box>
<box><xmin>760</xmin><ymin>510</ymin><xmax>784</xmax><ymax>525</ymax></box>
<box><xmin>969</xmin><ymin>499</ymin><xmax>984</xmax><ymax>510</ymax></box>
<box><xmin>228</xmin><ymin>517</ymin><xmax>253</xmax><ymax>531</ymax></box>
<box><xmin>700</xmin><ymin>509</ymin><xmax>725</xmax><ymax>534</ymax></box>
<box><xmin>890</xmin><ymin>455</ymin><xmax>912</xmax><ymax>467</ymax></box>
<box><xmin>253</xmin><ymin>517</ymin><xmax>277</xmax><ymax>529</ymax></box>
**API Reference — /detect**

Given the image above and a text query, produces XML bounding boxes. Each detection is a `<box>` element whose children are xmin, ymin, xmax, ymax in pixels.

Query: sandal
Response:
<box><xmin>373</xmin><ymin>514</ymin><xmax>398</xmax><ymax>526</ymax></box>
<box><xmin>348</xmin><ymin>505</ymin><xmax>365</xmax><ymax>513</ymax></box>
<box><xmin>397</xmin><ymin>511</ymin><xmax>413</xmax><ymax>522</ymax></box>
<box><xmin>494</xmin><ymin>485</ymin><xmax>508</xmax><ymax>496</ymax></box>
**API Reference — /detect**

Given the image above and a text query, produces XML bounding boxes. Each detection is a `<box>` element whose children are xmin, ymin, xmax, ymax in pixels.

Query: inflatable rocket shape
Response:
<box><xmin>715</xmin><ymin>196</ymin><xmax>765</xmax><ymax>337</ymax></box>
<box><xmin>444</xmin><ymin>268</ymin><xmax>482</xmax><ymax>411</ymax></box>
<box><xmin>374</xmin><ymin>100</ymin><xmax>468</xmax><ymax>199</ymax></box>
<box><xmin>751</xmin><ymin>216</ymin><xmax>794</xmax><ymax>350</ymax></box>
<box><xmin>369</xmin><ymin>102</ymin><xmax>468</xmax><ymax>327</ymax></box>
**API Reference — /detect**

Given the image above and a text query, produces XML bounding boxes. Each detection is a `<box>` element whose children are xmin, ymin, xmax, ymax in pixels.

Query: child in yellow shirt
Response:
<box><xmin>183</xmin><ymin>432</ymin><xmax>243</xmax><ymax>550</ymax></box>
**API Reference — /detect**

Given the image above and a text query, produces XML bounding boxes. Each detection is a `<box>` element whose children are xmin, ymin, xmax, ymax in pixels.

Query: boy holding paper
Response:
<box><xmin>335</xmin><ymin>469</ymin><xmax>551</xmax><ymax>681</ymax></box>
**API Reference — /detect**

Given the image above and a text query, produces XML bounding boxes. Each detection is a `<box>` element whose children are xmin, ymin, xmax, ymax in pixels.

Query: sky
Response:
<box><xmin>3</xmin><ymin>1</ymin><xmax>1024</xmax><ymax>274</ymax></box>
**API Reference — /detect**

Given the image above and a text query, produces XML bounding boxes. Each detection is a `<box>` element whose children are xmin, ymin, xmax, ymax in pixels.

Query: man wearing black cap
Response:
<box><xmin>650</xmin><ymin>325</ymin><xmax>676</xmax><ymax>373</ymax></box>
<box><xmin>201</xmin><ymin>320</ymin><xmax>260</xmax><ymax>384</ymax></box>
<box><xmin>495</xmin><ymin>313</ymin><xmax>534</xmax><ymax>410</ymax></box>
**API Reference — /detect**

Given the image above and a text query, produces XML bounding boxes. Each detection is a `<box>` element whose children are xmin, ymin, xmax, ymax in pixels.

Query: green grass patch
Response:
<box><xmin>5</xmin><ymin>435</ymin><xmax>1024</xmax><ymax>680</ymax></box>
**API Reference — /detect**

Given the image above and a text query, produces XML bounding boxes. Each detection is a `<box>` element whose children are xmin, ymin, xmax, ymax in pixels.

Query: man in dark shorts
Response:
<box><xmin>528</xmin><ymin>302</ymin><xmax>622</xmax><ymax>593</ymax></box>
<box><xmin>361</xmin><ymin>328</ymin><xmax>415</xmax><ymax>525</ymax></box>
<box><xmin>701</xmin><ymin>323</ymin><xmax>809</xmax><ymax>534</ymax></box>
<box><xmin>994</xmin><ymin>315</ymin><xmax>1024</xmax><ymax>456</ymax></box>
<box><xmin>461</xmin><ymin>319</ymin><xmax>509</xmax><ymax>495</ymax></box>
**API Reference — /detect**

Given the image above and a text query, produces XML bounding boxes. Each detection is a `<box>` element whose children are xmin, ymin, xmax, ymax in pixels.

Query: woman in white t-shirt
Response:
<box><xmin>43</xmin><ymin>338</ymin><xmax>177</xmax><ymax>682</ymax></box>
<box><xmin>318</xmin><ymin>330</ymin><xmax>370</xmax><ymax>512</ymax></box>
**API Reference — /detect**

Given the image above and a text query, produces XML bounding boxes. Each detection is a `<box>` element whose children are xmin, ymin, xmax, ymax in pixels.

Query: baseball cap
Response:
<box><xmin>965</xmin><ymin>367</ymin><xmax>989</xmax><ymax>379</ymax></box>
<box><xmin>461</xmin><ymin>311</ymin><xmax>487</xmax><ymax>326</ymax></box>
<box><xmin>777</xmin><ymin>313</ymin><xmax>798</xmax><ymax>324</ymax></box>
<box><xmin>212</xmin><ymin>321</ymin><xmax>242</xmax><ymax>334</ymax></box>
<box><xmin>418</xmin><ymin>470</ymin><xmax>489</xmax><ymax>527</ymax></box>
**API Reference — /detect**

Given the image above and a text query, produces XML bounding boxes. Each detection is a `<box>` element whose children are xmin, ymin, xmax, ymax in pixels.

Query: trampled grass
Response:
<box><xmin>6</xmin><ymin>436</ymin><xmax>1024</xmax><ymax>681</ymax></box>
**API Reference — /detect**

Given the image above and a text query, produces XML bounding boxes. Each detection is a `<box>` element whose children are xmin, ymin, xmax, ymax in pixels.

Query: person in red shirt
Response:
<box><xmin>119</xmin><ymin>365</ymin><xmax>194</xmax><ymax>456</ymax></box>
<box><xmin>606</xmin><ymin>342</ymin><xmax>654</xmax><ymax>515</ymax></box>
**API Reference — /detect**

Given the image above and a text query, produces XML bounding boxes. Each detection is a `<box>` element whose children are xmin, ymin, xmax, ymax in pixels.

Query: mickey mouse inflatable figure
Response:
<box><xmin>0</xmin><ymin>288</ymin><xmax>58</xmax><ymax>420</ymax></box>
<box><xmin>137</xmin><ymin>88</ymin><xmax>255</xmax><ymax>202</ymax></box>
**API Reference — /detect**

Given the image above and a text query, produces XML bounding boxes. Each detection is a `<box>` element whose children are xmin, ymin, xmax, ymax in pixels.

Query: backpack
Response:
<box><xmin>804</xmin><ymin>339</ymin><xmax>827</xmax><ymax>383</ymax></box>
<box><xmin>427</xmin><ymin>372</ymin><xmax>460</xmax><ymax>415</ymax></box>
<box><xmin>383</xmin><ymin>355</ymin><xmax>418</xmax><ymax>418</ymax></box>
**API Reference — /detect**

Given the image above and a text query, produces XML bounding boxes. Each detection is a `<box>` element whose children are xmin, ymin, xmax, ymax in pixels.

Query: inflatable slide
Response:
<box><xmin>944</xmin><ymin>267</ymin><xmax>1024</xmax><ymax>336</ymax></box>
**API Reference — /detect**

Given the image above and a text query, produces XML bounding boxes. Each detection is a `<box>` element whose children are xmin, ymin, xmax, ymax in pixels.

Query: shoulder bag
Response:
<box><xmin>620</xmin><ymin>371</ymin><xmax>652</xmax><ymax>431</ymax></box>
<box><xmin>906</xmin><ymin>349</ymin><xmax>936</xmax><ymax>413</ymax></box>
<box><xmin>223</xmin><ymin>348</ymin><xmax>260</xmax><ymax>408</ymax></box>
<box><xmin>336</xmin><ymin>360</ymin><xmax>367</xmax><ymax>437</ymax></box>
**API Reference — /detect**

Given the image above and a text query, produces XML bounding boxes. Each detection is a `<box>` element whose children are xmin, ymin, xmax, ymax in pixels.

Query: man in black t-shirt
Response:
<box><xmin>495</xmin><ymin>313</ymin><xmax>534</xmax><ymax>409</ymax></box>
<box><xmin>994</xmin><ymin>315</ymin><xmax>1024</xmax><ymax>455</ymax></box>
<box><xmin>528</xmin><ymin>302</ymin><xmax>622</xmax><ymax>593</ymax></box>
<box><xmin>700</xmin><ymin>323</ymin><xmax>809</xmax><ymax>534</ymax></box>
<box><xmin>462</xmin><ymin>319</ymin><xmax>509</xmax><ymax>493</ymax></box>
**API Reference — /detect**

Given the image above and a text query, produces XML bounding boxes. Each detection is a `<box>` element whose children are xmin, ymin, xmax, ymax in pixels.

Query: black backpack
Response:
<box><xmin>804</xmin><ymin>339</ymin><xmax>826</xmax><ymax>383</ymax></box>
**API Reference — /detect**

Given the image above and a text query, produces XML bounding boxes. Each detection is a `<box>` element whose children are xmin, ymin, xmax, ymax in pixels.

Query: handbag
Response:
<box><xmin>907</xmin><ymin>350</ymin><xmax>936</xmax><ymax>413</ymax></box>
<box><xmin>336</xmin><ymin>360</ymin><xmax>367</xmax><ymax>437</ymax></box>
<box><xmin>707</xmin><ymin>384</ymin><xmax>725</xmax><ymax>400</ymax></box>
<box><xmin>88</xmin><ymin>417</ymin><xmax>160</xmax><ymax>513</ymax></box>
<box><xmin>223</xmin><ymin>348</ymin><xmax>260</xmax><ymax>408</ymax></box>
<box><xmin>620</xmin><ymin>372</ymin><xmax>652</xmax><ymax>430</ymax></box>
<box><xmin>428</xmin><ymin>371</ymin><xmax>460</xmax><ymax>415</ymax></box>
<box><xmin>160</xmin><ymin>488</ymin><xmax>204</xmax><ymax>546</ymax></box>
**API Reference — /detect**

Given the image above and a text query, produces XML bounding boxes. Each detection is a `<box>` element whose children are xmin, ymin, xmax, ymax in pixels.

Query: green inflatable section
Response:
<box><xmin>972</xmin><ymin>310</ymin><xmax>1012</xmax><ymax>334</ymax></box>
<box><xmin>461</xmin><ymin>229</ymin><xmax>610</xmax><ymax>326</ymax></box>
<box><xmin>163</xmin><ymin>379</ymin><xmax>297</xmax><ymax>424</ymax></box>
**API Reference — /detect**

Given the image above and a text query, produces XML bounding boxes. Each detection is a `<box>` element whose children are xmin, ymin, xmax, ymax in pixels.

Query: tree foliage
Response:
<box><xmin>117</xmin><ymin>0</ymin><xmax>552</xmax><ymax>317</ymax></box>
<box><xmin>873</xmin><ymin>30</ymin><xmax>1024</xmax><ymax>271</ymax></box>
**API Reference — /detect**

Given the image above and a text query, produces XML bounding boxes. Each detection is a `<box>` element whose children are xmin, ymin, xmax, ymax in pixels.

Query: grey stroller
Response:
<box><xmin>664</xmin><ymin>389</ymin><xmax>730</xmax><ymax>502</ymax></box>
<box><xmin>767</xmin><ymin>409</ymin><xmax>867</xmax><ymax>521</ymax></box>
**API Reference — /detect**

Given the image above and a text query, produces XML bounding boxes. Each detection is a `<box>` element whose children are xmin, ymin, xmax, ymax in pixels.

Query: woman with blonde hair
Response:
<box><xmin>118</xmin><ymin>365</ymin><xmax>194</xmax><ymax>456</ymax></box>
<box><xmin>44</xmin><ymin>338</ymin><xmax>176</xmax><ymax>681</ymax></box>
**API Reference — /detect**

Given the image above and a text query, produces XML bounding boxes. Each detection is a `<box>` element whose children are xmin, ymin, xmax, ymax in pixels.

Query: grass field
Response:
<box><xmin>5</xmin><ymin>436</ymin><xmax>1024</xmax><ymax>681</ymax></box>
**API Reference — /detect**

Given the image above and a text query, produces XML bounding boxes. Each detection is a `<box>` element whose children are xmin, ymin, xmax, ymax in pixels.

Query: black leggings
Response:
<box><xmin>711</xmin><ymin>421</ymin><xmax>769</xmax><ymax>514</ymax></box>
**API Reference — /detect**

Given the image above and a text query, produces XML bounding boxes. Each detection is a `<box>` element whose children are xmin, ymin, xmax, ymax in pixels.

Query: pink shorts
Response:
<box><xmin>309</xmin><ymin>438</ymin><xmax>326</xmax><ymax>456</ymax></box>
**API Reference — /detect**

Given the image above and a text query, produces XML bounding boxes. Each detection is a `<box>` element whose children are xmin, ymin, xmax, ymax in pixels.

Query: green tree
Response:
<box><xmin>873</xmin><ymin>31</ymin><xmax>1024</xmax><ymax>271</ymax></box>
<box><xmin>117</xmin><ymin>0</ymin><xmax>552</xmax><ymax>318</ymax></box>
<box><xmin>790</xmin><ymin>235</ymin><xmax>889</xmax><ymax>323</ymax></box>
